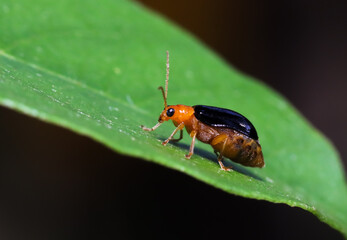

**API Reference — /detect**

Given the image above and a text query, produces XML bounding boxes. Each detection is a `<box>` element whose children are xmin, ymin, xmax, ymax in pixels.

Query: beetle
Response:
<box><xmin>141</xmin><ymin>51</ymin><xmax>264</xmax><ymax>171</ymax></box>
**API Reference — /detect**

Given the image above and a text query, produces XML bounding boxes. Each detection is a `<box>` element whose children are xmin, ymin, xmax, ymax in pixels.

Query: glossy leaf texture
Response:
<box><xmin>0</xmin><ymin>0</ymin><xmax>346</xmax><ymax>236</ymax></box>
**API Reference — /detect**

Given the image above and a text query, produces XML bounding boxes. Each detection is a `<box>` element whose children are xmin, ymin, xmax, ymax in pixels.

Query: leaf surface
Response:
<box><xmin>0</xmin><ymin>0</ymin><xmax>346</xmax><ymax>236</ymax></box>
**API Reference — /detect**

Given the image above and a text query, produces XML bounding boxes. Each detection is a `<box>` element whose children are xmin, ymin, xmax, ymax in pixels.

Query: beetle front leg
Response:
<box><xmin>141</xmin><ymin>122</ymin><xmax>162</xmax><ymax>131</ymax></box>
<box><xmin>162</xmin><ymin>123</ymin><xmax>185</xmax><ymax>146</ymax></box>
<box><xmin>170</xmin><ymin>129</ymin><xmax>183</xmax><ymax>143</ymax></box>
<box><xmin>185</xmin><ymin>130</ymin><xmax>197</xmax><ymax>159</ymax></box>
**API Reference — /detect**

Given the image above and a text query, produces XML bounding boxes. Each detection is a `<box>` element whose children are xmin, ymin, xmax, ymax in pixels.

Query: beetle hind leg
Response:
<box><xmin>217</xmin><ymin>152</ymin><xmax>232</xmax><ymax>172</ymax></box>
<box><xmin>211</xmin><ymin>135</ymin><xmax>232</xmax><ymax>171</ymax></box>
<box><xmin>213</xmin><ymin>150</ymin><xmax>219</xmax><ymax>158</ymax></box>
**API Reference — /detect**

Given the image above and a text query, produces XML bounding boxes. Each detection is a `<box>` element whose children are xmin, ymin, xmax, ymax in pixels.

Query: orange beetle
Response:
<box><xmin>141</xmin><ymin>51</ymin><xmax>264</xmax><ymax>171</ymax></box>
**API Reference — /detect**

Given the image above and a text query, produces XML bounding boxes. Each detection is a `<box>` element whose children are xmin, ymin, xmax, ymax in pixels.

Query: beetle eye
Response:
<box><xmin>166</xmin><ymin>108</ymin><xmax>175</xmax><ymax>117</ymax></box>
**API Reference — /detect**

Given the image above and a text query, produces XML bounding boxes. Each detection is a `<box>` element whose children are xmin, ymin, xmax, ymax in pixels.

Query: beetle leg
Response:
<box><xmin>211</xmin><ymin>135</ymin><xmax>232</xmax><ymax>171</ymax></box>
<box><xmin>213</xmin><ymin>150</ymin><xmax>219</xmax><ymax>158</ymax></box>
<box><xmin>218</xmin><ymin>139</ymin><xmax>232</xmax><ymax>171</ymax></box>
<box><xmin>141</xmin><ymin>122</ymin><xmax>162</xmax><ymax>131</ymax></box>
<box><xmin>185</xmin><ymin>130</ymin><xmax>197</xmax><ymax>159</ymax></box>
<box><xmin>217</xmin><ymin>155</ymin><xmax>231</xmax><ymax>171</ymax></box>
<box><xmin>171</xmin><ymin>129</ymin><xmax>183</xmax><ymax>142</ymax></box>
<box><xmin>162</xmin><ymin>123</ymin><xmax>184</xmax><ymax>146</ymax></box>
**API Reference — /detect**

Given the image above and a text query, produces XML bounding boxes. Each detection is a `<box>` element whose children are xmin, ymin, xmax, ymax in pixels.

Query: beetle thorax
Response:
<box><xmin>171</xmin><ymin>105</ymin><xmax>194</xmax><ymax>124</ymax></box>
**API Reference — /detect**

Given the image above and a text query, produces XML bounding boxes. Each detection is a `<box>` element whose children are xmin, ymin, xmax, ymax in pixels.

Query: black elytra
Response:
<box><xmin>193</xmin><ymin>105</ymin><xmax>259</xmax><ymax>140</ymax></box>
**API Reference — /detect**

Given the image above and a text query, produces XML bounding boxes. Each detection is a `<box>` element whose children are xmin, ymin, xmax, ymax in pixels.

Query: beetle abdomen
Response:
<box><xmin>186</xmin><ymin>116</ymin><xmax>264</xmax><ymax>167</ymax></box>
<box><xmin>193</xmin><ymin>105</ymin><xmax>258</xmax><ymax>140</ymax></box>
<box><xmin>211</xmin><ymin>129</ymin><xmax>264</xmax><ymax>168</ymax></box>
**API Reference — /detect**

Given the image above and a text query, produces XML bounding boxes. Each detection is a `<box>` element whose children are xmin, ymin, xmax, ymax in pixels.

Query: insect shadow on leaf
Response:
<box><xmin>167</xmin><ymin>140</ymin><xmax>264</xmax><ymax>181</ymax></box>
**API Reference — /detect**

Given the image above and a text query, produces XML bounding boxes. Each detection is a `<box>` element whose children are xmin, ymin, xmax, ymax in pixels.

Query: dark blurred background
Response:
<box><xmin>0</xmin><ymin>0</ymin><xmax>346</xmax><ymax>239</ymax></box>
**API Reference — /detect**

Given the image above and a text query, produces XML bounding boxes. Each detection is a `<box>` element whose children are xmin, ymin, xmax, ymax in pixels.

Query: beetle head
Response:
<box><xmin>158</xmin><ymin>104</ymin><xmax>194</xmax><ymax>125</ymax></box>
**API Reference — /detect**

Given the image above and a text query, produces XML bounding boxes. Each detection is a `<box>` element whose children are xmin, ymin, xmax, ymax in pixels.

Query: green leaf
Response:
<box><xmin>1</xmin><ymin>0</ymin><xmax>346</xmax><ymax>236</ymax></box>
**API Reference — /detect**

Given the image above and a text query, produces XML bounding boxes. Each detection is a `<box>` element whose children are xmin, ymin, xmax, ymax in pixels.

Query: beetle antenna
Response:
<box><xmin>158</xmin><ymin>86</ymin><xmax>167</xmax><ymax>108</ymax></box>
<box><xmin>157</xmin><ymin>51</ymin><xmax>169</xmax><ymax>109</ymax></box>
<box><xmin>165</xmin><ymin>50</ymin><xmax>169</xmax><ymax>100</ymax></box>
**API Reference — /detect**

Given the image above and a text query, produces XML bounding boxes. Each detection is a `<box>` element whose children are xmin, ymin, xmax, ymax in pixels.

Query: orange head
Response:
<box><xmin>158</xmin><ymin>103</ymin><xmax>194</xmax><ymax>125</ymax></box>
